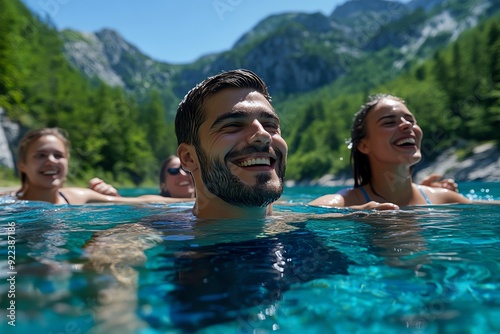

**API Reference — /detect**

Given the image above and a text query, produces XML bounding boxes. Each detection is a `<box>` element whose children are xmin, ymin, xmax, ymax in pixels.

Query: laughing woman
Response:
<box><xmin>309</xmin><ymin>94</ymin><xmax>471</xmax><ymax>209</ymax></box>
<box><xmin>14</xmin><ymin>127</ymin><xmax>189</xmax><ymax>205</ymax></box>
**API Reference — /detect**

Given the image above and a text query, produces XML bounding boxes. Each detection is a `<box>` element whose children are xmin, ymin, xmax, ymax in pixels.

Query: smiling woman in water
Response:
<box><xmin>14</xmin><ymin>127</ymin><xmax>189</xmax><ymax>205</ymax></box>
<box><xmin>309</xmin><ymin>94</ymin><xmax>471</xmax><ymax>208</ymax></box>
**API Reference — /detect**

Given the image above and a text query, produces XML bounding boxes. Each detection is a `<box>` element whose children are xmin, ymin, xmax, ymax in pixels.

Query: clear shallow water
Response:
<box><xmin>0</xmin><ymin>182</ymin><xmax>499</xmax><ymax>334</ymax></box>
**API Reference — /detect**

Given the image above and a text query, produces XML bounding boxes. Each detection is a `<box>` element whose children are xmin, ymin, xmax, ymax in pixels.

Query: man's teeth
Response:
<box><xmin>239</xmin><ymin>158</ymin><xmax>271</xmax><ymax>167</ymax></box>
<box><xmin>395</xmin><ymin>138</ymin><xmax>416</xmax><ymax>146</ymax></box>
<box><xmin>42</xmin><ymin>171</ymin><xmax>58</xmax><ymax>175</ymax></box>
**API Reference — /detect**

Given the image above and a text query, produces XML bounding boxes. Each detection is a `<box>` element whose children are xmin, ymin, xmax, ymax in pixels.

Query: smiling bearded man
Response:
<box><xmin>175</xmin><ymin>69</ymin><xmax>288</xmax><ymax>219</ymax></box>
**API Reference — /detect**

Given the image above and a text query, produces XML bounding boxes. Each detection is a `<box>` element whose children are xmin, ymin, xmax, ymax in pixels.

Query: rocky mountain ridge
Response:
<box><xmin>59</xmin><ymin>0</ymin><xmax>497</xmax><ymax>108</ymax></box>
<box><xmin>60</xmin><ymin>29</ymin><xmax>180</xmax><ymax>100</ymax></box>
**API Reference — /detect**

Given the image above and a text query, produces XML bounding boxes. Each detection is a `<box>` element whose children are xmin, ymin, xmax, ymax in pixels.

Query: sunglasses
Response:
<box><xmin>166</xmin><ymin>167</ymin><xmax>186</xmax><ymax>175</ymax></box>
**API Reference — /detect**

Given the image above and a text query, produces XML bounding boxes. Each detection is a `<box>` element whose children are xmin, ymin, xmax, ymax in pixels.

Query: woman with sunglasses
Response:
<box><xmin>90</xmin><ymin>155</ymin><xmax>195</xmax><ymax>199</ymax></box>
<box><xmin>158</xmin><ymin>155</ymin><xmax>195</xmax><ymax>198</ymax></box>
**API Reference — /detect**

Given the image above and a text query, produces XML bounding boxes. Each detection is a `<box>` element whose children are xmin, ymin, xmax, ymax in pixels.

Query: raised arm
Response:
<box><xmin>419</xmin><ymin>174</ymin><xmax>458</xmax><ymax>192</ymax></box>
<box><xmin>61</xmin><ymin>187</ymin><xmax>193</xmax><ymax>205</ymax></box>
<box><xmin>89</xmin><ymin>177</ymin><xmax>120</xmax><ymax>196</ymax></box>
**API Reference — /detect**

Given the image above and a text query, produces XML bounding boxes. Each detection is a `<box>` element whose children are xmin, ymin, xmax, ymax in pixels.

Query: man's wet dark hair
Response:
<box><xmin>175</xmin><ymin>69</ymin><xmax>271</xmax><ymax>147</ymax></box>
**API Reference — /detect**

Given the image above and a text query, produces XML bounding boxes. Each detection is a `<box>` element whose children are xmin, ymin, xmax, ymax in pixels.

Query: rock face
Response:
<box><xmin>414</xmin><ymin>143</ymin><xmax>500</xmax><ymax>182</ymax></box>
<box><xmin>312</xmin><ymin>142</ymin><xmax>500</xmax><ymax>187</ymax></box>
<box><xmin>61</xmin><ymin>31</ymin><xmax>125</xmax><ymax>87</ymax></box>
<box><xmin>0</xmin><ymin>108</ymin><xmax>22</xmax><ymax>169</ymax></box>
<box><xmin>60</xmin><ymin>29</ymin><xmax>179</xmax><ymax>100</ymax></box>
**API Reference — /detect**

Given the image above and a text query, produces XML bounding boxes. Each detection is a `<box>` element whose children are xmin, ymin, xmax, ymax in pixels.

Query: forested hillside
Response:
<box><xmin>0</xmin><ymin>0</ymin><xmax>178</xmax><ymax>185</ymax></box>
<box><xmin>281</xmin><ymin>13</ymin><xmax>500</xmax><ymax>180</ymax></box>
<box><xmin>1</xmin><ymin>0</ymin><xmax>499</xmax><ymax>185</ymax></box>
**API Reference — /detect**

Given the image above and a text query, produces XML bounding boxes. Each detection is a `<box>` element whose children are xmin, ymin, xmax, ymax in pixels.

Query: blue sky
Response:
<box><xmin>20</xmin><ymin>0</ymin><xmax>354</xmax><ymax>64</ymax></box>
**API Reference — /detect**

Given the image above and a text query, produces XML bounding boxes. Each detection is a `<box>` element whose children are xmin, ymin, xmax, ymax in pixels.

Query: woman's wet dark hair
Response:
<box><xmin>349</xmin><ymin>94</ymin><xmax>405</xmax><ymax>187</ymax></box>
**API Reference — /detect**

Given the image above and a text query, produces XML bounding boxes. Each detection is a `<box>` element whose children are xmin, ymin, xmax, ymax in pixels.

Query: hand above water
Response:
<box><xmin>348</xmin><ymin>201</ymin><xmax>400</xmax><ymax>211</ymax></box>
<box><xmin>89</xmin><ymin>177</ymin><xmax>120</xmax><ymax>196</ymax></box>
<box><xmin>420</xmin><ymin>173</ymin><xmax>458</xmax><ymax>192</ymax></box>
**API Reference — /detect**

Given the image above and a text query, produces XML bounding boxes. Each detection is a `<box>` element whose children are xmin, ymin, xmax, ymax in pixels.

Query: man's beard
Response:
<box><xmin>195</xmin><ymin>144</ymin><xmax>285</xmax><ymax>207</ymax></box>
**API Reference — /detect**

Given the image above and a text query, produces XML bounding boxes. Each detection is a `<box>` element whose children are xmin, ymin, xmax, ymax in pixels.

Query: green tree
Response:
<box><xmin>139</xmin><ymin>90</ymin><xmax>173</xmax><ymax>161</ymax></box>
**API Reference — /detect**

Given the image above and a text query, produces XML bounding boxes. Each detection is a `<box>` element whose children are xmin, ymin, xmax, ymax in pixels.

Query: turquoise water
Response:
<box><xmin>0</xmin><ymin>182</ymin><xmax>499</xmax><ymax>333</ymax></box>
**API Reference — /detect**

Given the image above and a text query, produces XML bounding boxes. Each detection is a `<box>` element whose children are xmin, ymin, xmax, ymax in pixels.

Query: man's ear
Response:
<box><xmin>178</xmin><ymin>144</ymin><xmax>198</xmax><ymax>173</ymax></box>
<box><xmin>357</xmin><ymin>139</ymin><xmax>370</xmax><ymax>155</ymax></box>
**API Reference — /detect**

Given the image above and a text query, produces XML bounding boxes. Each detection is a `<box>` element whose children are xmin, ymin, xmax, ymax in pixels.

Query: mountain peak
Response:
<box><xmin>60</xmin><ymin>0</ymin><xmax>496</xmax><ymax>99</ymax></box>
<box><xmin>331</xmin><ymin>0</ymin><xmax>407</xmax><ymax>20</ymax></box>
<box><xmin>234</xmin><ymin>12</ymin><xmax>333</xmax><ymax>48</ymax></box>
<box><xmin>60</xmin><ymin>29</ymin><xmax>125</xmax><ymax>87</ymax></box>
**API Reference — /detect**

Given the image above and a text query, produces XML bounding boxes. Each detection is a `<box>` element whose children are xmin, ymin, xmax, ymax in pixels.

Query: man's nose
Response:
<box><xmin>248</xmin><ymin>120</ymin><xmax>271</xmax><ymax>145</ymax></box>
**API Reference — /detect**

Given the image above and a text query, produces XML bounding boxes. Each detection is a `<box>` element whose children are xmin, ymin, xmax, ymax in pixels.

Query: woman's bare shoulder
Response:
<box><xmin>308</xmin><ymin>187</ymin><xmax>359</xmax><ymax>207</ymax></box>
<box><xmin>308</xmin><ymin>193</ymin><xmax>346</xmax><ymax>207</ymax></box>
<box><xmin>60</xmin><ymin>187</ymin><xmax>99</xmax><ymax>204</ymax></box>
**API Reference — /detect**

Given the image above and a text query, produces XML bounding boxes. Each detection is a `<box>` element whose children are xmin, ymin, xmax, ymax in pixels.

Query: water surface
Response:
<box><xmin>0</xmin><ymin>182</ymin><xmax>499</xmax><ymax>333</ymax></box>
